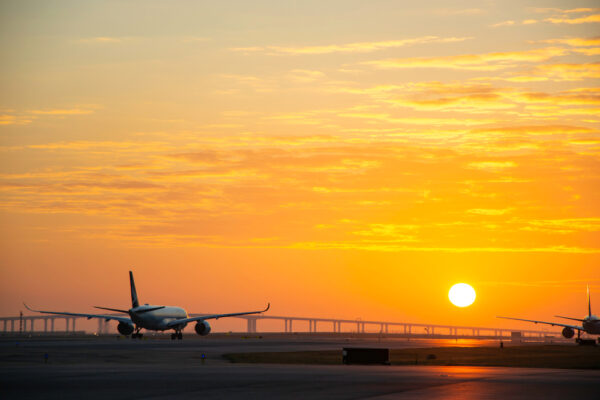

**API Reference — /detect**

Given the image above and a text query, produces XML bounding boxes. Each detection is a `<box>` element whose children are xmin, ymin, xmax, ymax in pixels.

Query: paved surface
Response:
<box><xmin>1</xmin><ymin>336</ymin><xmax>598</xmax><ymax>399</ymax></box>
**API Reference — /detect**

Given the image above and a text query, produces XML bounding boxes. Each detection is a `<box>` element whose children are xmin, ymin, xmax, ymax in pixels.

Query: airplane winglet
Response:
<box><xmin>23</xmin><ymin>302</ymin><xmax>34</xmax><ymax>312</ymax></box>
<box><xmin>263</xmin><ymin>303</ymin><xmax>270</xmax><ymax>313</ymax></box>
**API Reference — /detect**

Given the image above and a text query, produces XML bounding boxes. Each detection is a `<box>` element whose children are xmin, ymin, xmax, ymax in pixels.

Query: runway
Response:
<box><xmin>1</xmin><ymin>335</ymin><xmax>598</xmax><ymax>399</ymax></box>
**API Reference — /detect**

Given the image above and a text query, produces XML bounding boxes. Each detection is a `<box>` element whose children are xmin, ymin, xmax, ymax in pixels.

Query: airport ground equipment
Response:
<box><xmin>343</xmin><ymin>348</ymin><xmax>390</xmax><ymax>365</ymax></box>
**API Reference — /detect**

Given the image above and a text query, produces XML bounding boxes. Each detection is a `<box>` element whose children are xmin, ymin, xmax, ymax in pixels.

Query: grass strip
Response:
<box><xmin>223</xmin><ymin>345</ymin><xmax>600</xmax><ymax>369</ymax></box>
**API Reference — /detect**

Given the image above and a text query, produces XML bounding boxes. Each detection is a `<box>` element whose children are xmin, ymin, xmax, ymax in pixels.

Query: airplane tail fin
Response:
<box><xmin>130</xmin><ymin>270</ymin><xmax>139</xmax><ymax>308</ymax></box>
<box><xmin>588</xmin><ymin>284</ymin><xmax>592</xmax><ymax>317</ymax></box>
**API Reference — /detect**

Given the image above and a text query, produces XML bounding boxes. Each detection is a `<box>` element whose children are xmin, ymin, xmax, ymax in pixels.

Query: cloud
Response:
<box><xmin>538</xmin><ymin>37</ymin><xmax>600</xmax><ymax>47</ymax></box>
<box><xmin>532</xmin><ymin>8</ymin><xmax>599</xmax><ymax>14</ymax></box>
<box><xmin>363</xmin><ymin>47</ymin><xmax>568</xmax><ymax>71</ymax></box>
<box><xmin>478</xmin><ymin>279</ymin><xmax>600</xmax><ymax>288</ymax></box>
<box><xmin>29</xmin><ymin>108</ymin><xmax>95</xmax><ymax>115</ymax></box>
<box><xmin>491</xmin><ymin>20</ymin><xmax>516</xmax><ymax>28</ymax></box>
<box><xmin>352</xmin><ymin>223</ymin><xmax>418</xmax><ymax>241</ymax></box>
<box><xmin>435</xmin><ymin>8</ymin><xmax>486</xmax><ymax>16</ymax></box>
<box><xmin>0</xmin><ymin>114</ymin><xmax>34</xmax><ymax>125</ymax></box>
<box><xmin>471</xmin><ymin>125</ymin><xmax>595</xmax><ymax>136</ymax></box>
<box><xmin>468</xmin><ymin>161</ymin><xmax>517</xmax><ymax>172</ymax></box>
<box><xmin>467</xmin><ymin>208</ymin><xmax>512</xmax><ymax>216</ymax></box>
<box><xmin>510</xmin><ymin>90</ymin><xmax>600</xmax><ymax>106</ymax></box>
<box><xmin>76</xmin><ymin>37</ymin><xmax>125</xmax><ymax>44</ymax></box>
<box><xmin>230</xmin><ymin>36</ymin><xmax>471</xmax><ymax>55</ymax></box>
<box><xmin>286</xmin><ymin>69</ymin><xmax>326</xmax><ymax>83</ymax></box>
<box><xmin>545</xmin><ymin>14</ymin><xmax>600</xmax><ymax>24</ymax></box>
<box><xmin>496</xmin><ymin>63</ymin><xmax>600</xmax><ymax>82</ymax></box>
<box><xmin>491</xmin><ymin>19</ymin><xmax>541</xmax><ymax>27</ymax></box>
<box><xmin>524</xmin><ymin>218</ymin><xmax>600</xmax><ymax>234</ymax></box>
<box><xmin>290</xmin><ymin>242</ymin><xmax>600</xmax><ymax>254</ymax></box>
<box><xmin>0</xmin><ymin>106</ymin><xmax>96</xmax><ymax>126</ymax></box>
<box><xmin>339</xmin><ymin>112</ymin><xmax>499</xmax><ymax>126</ymax></box>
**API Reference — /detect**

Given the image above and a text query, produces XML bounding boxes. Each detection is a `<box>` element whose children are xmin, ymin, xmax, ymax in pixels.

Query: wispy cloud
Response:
<box><xmin>230</xmin><ymin>36</ymin><xmax>471</xmax><ymax>55</ymax></box>
<box><xmin>29</xmin><ymin>108</ymin><xmax>95</xmax><ymax>115</ymax></box>
<box><xmin>0</xmin><ymin>106</ymin><xmax>97</xmax><ymax>125</ymax></box>
<box><xmin>435</xmin><ymin>8</ymin><xmax>486</xmax><ymax>16</ymax></box>
<box><xmin>545</xmin><ymin>14</ymin><xmax>600</xmax><ymax>24</ymax></box>
<box><xmin>363</xmin><ymin>47</ymin><xmax>568</xmax><ymax>71</ymax></box>
<box><xmin>76</xmin><ymin>37</ymin><xmax>126</xmax><ymax>44</ymax></box>
<box><xmin>0</xmin><ymin>114</ymin><xmax>34</xmax><ymax>125</ymax></box>
<box><xmin>478</xmin><ymin>279</ymin><xmax>600</xmax><ymax>288</ymax></box>
<box><xmin>538</xmin><ymin>37</ymin><xmax>600</xmax><ymax>47</ymax></box>
<box><xmin>290</xmin><ymin>242</ymin><xmax>600</xmax><ymax>254</ymax></box>
<box><xmin>467</xmin><ymin>208</ymin><xmax>512</xmax><ymax>216</ymax></box>
<box><xmin>491</xmin><ymin>19</ymin><xmax>540</xmax><ymax>27</ymax></box>
<box><xmin>532</xmin><ymin>8</ymin><xmax>599</xmax><ymax>14</ymax></box>
<box><xmin>491</xmin><ymin>20</ymin><xmax>516</xmax><ymax>28</ymax></box>
<box><xmin>468</xmin><ymin>161</ymin><xmax>517</xmax><ymax>172</ymax></box>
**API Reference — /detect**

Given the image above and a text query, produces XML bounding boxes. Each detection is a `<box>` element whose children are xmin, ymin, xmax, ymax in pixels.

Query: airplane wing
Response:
<box><xmin>497</xmin><ymin>316</ymin><xmax>583</xmax><ymax>331</ymax></box>
<box><xmin>24</xmin><ymin>303</ymin><xmax>132</xmax><ymax>323</ymax></box>
<box><xmin>166</xmin><ymin>303</ymin><xmax>270</xmax><ymax>328</ymax></box>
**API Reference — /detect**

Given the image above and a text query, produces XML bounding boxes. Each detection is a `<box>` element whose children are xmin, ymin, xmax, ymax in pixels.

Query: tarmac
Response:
<box><xmin>1</xmin><ymin>334</ymin><xmax>598</xmax><ymax>399</ymax></box>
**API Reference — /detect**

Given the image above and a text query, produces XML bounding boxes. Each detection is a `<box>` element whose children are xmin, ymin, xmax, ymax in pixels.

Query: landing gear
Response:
<box><xmin>131</xmin><ymin>327</ymin><xmax>143</xmax><ymax>339</ymax></box>
<box><xmin>171</xmin><ymin>331</ymin><xmax>183</xmax><ymax>340</ymax></box>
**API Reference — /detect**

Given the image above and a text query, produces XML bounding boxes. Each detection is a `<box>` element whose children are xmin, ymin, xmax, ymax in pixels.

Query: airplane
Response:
<box><xmin>25</xmin><ymin>270</ymin><xmax>270</xmax><ymax>340</ymax></box>
<box><xmin>498</xmin><ymin>286</ymin><xmax>600</xmax><ymax>344</ymax></box>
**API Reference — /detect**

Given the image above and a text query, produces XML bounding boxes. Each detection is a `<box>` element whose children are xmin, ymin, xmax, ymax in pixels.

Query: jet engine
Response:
<box><xmin>194</xmin><ymin>320</ymin><xmax>211</xmax><ymax>336</ymax></box>
<box><xmin>562</xmin><ymin>327</ymin><xmax>575</xmax><ymax>339</ymax></box>
<box><xmin>117</xmin><ymin>322</ymin><xmax>134</xmax><ymax>336</ymax></box>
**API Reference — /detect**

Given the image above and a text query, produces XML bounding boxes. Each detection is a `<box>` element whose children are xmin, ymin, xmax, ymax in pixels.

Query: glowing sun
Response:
<box><xmin>449</xmin><ymin>283</ymin><xmax>476</xmax><ymax>307</ymax></box>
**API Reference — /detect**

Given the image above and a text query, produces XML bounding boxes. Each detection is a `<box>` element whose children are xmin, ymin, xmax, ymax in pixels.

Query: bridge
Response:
<box><xmin>0</xmin><ymin>312</ymin><xmax>561</xmax><ymax>340</ymax></box>
<box><xmin>226</xmin><ymin>314</ymin><xmax>559</xmax><ymax>339</ymax></box>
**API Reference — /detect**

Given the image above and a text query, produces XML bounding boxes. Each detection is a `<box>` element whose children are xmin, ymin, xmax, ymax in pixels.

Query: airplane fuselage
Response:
<box><xmin>583</xmin><ymin>315</ymin><xmax>600</xmax><ymax>334</ymax></box>
<box><xmin>129</xmin><ymin>305</ymin><xmax>188</xmax><ymax>331</ymax></box>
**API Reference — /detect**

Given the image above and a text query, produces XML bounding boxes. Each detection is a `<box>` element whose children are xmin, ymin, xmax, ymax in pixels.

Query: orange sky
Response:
<box><xmin>1</xmin><ymin>1</ymin><xmax>599</xmax><ymax>332</ymax></box>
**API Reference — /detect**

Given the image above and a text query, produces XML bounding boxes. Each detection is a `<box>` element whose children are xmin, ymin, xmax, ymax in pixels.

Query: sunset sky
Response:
<box><xmin>1</xmin><ymin>1</ymin><xmax>599</xmax><ymax>333</ymax></box>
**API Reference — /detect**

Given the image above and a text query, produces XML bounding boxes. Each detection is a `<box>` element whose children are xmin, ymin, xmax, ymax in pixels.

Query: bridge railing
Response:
<box><xmin>0</xmin><ymin>312</ymin><xmax>559</xmax><ymax>339</ymax></box>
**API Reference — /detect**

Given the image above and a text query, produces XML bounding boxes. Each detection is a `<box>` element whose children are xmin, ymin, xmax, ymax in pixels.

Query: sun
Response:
<box><xmin>449</xmin><ymin>283</ymin><xmax>476</xmax><ymax>307</ymax></box>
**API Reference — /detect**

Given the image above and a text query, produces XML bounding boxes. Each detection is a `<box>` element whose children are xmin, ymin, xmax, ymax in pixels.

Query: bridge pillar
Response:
<box><xmin>361</xmin><ymin>323</ymin><xmax>365</xmax><ymax>333</ymax></box>
<box><xmin>44</xmin><ymin>318</ymin><xmax>48</xmax><ymax>333</ymax></box>
<box><xmin>385</xmin><ymin>324</ymin><xmax>389</xmax><ymax>334</ymax></box>
<box><xmin>356</xmin><ymin>322</ymin><xmax>360</xmax><ymax>333</ymax></box>
<box><xmin>72</xmin><ymin>318</ymin><xmax>76</xmax><ymax>333</ymax></box>
<box><xmin>51</xmin><ymin>318</ymin><xmax>55</xmax><ymax>332</ymax></box>
<box><xmin>246</xmin><ymin>318</ymin><xmax>257</xmax><ymax>333</ymax></box>
<box><xmin>30</xmin><ymin>319</ymin><xmax>35</xmax><ymax>332</ymax></box>
<box><xmin>11</xmin><ymin>320</ymin><xmax>15</xmax><ymax>332</ymax></box>
<box><xmin>2</xmin><ymin>320</ymin><xmax>6</xmax><ymax>332</ymax></box>
<box><xmin>431</xmin><ymin>326</ymin><xmax>435</xmax><ymax>335</ymax></box>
